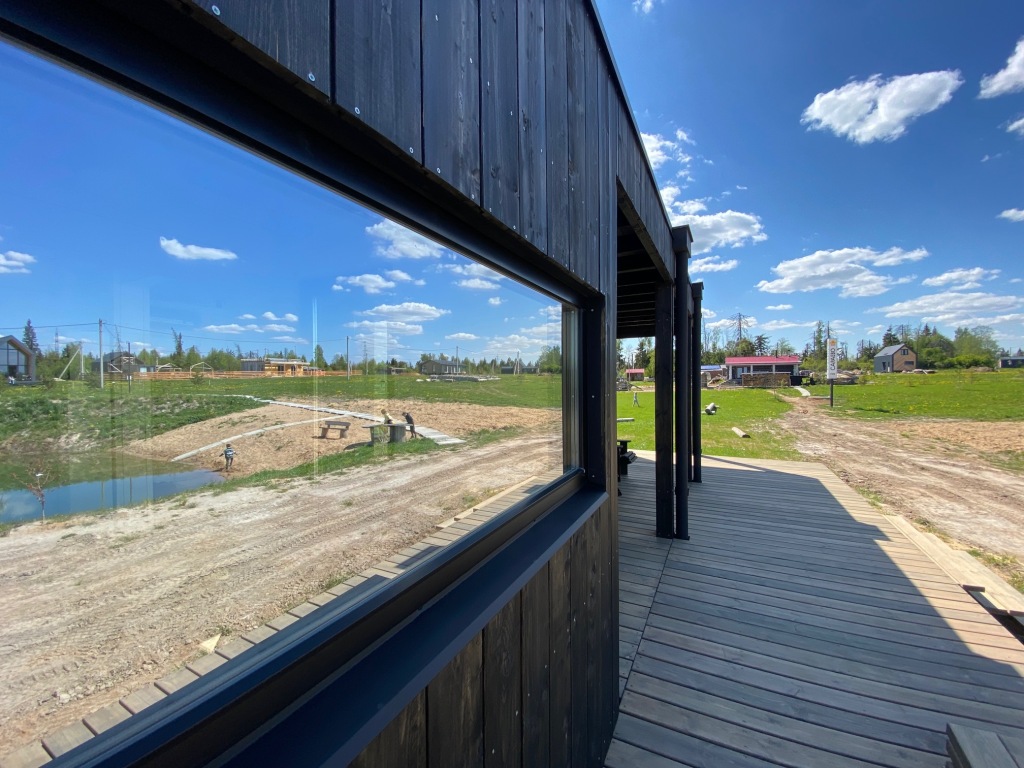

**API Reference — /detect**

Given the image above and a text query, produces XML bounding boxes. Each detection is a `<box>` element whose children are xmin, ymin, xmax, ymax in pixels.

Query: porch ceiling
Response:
<box><xmin>616</xmin><ymin>206</ymin><xmax>661</xmax><ymax>339</ymax></box>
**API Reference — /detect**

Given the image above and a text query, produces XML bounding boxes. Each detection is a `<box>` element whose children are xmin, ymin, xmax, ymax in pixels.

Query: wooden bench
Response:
<box><xmin>319</xmin><ymin>420</ymin><xmax>350</xmax><ymax>439</ymax></box>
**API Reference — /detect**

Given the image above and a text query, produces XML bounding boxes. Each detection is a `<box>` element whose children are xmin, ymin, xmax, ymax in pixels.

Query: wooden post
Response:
<box><xmin>655</xmin><ymin>279</ymin><xmax>674</xmax><ymax>538</ymax></box>
<box><xmin>691</xmin><ymin>281</ymin><xmax>703</xmax><ymax>484</ymax></box>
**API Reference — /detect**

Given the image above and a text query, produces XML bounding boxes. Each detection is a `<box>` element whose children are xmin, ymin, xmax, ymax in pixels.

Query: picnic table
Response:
<box><xmin>319</xmin><ymin>420</ymin><xmax>350</xmax><ymax>439</ymax></box>
<box><xmin>360</xmin><ymin>423</ymin><xmax>413</xmax><ymax>444</ymax></box>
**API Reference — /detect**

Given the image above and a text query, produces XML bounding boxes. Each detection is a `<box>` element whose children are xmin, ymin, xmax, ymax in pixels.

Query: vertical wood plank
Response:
<box><xmin>548</xmin><ymin>541</ymin><xmax>572</xmax><ymax>767</ymax></box>
<box><xmin>521</xmin><ymin>563</ymin><xmax>550</xmax><ymax>768</ymax></box>
<box><xmin>335</xmin><ymin>0</ymin><xmax>422</xmax><ymax>160</ymax></box>
<box><xmin>565</xmin><ymin>1</ymin><xmax>587</xmax><ymax>279</ymax></box>
<box><xmin>350</xmin><ymin>690</ymin><xmax>426</xmax><ymax>768</ymax></box>
<box><xmin>480</xmin><ymin>0</ymin><xmax>520</xmax><ymax>230</ymax></box>
<box><xmin>569</xmin><ymin>523</ymin><xmax>590</xmax><ymax>765</ymax></box>
<box><xmin>194</xmin><ymin>0</ymin><xmax>330</xmax><ymax>96</ymax></box>
<box><xmin>655</xmin><ymin>280</ymin><xmax>674</xmax><ymax>538</ymax></box>
<box><xmin>517</xmin><ymin>0</ymin><xmax>547</xmax><ymax>252</ymax></box>
<box><xmin>484</xmin><ymin>595</ymin><xmax>523</xmax><ymax>768</ymax></box>
<box><xmin>543</xmin><ymin>0</ymin><xmax>569</xmax><ymax>268</ymax></box>
<box><xmin>423</xmin><ymin>0</ymin><xmax>482</xmax><ymax>202</ymax></box>
<box><xmin>585</xmin><ymin>506</ymin><xmax>604</xmax><ymax>766</ymax></box>
<box><xmin>428</xmin><ymin>633</ymin><xmax>484</xmax><ymax>768</ymax></box>
<box><xmin>582</xmin><ymin>15</ymin><xmax>600</xmax><ymax>290</ymax></box>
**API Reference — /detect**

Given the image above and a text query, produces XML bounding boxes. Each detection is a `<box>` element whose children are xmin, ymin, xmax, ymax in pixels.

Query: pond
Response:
<box><xmin>0</xmin><ymin>469</ymin><xmax>224</xmax><ymax>523</ymax></box>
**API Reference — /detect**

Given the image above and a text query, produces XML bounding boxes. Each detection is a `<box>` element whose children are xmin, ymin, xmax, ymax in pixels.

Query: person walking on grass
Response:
<box><xmin>222</xmin><ymin>443</ymin><xmax>235</xmax><ymax>471</ymax></box>
<box><xmin>632</xmin><ymin>389</ymin><xmax>639</xmax><ymax>407</ymax></box>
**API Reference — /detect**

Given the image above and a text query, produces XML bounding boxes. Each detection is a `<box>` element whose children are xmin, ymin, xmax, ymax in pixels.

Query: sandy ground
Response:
<box><xmin>776</xmin><ymin>397</ymin><xmax>1024</xmax><ymax>560</ymax></box>
<box><xmin>0</xmin><ymin>400</ymin><xmax>560</xmax><ymax>753</ymax></box>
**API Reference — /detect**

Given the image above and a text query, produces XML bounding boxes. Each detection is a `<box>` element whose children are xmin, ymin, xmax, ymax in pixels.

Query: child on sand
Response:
<box><xmin>222</xmin><ymin>443</ymin><xmax>235</xmax><ymax>471</ymax></box>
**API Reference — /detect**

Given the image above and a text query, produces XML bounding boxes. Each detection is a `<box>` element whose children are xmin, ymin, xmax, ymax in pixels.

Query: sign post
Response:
<box><xmin>826</xmin><ymin>337</ymin><xmax>838</xmax><ymax>408</ymax></box>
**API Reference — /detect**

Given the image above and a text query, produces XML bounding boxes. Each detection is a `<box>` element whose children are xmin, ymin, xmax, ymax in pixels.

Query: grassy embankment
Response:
<box><xmin>0</xmin><ymin>374</ymin><xmax>560</xmax><ymax>492</ymax></box>
<box><xmin>615</xmin><ymin>387</ymin><xmax>802</xmax><ymax>460</ymax></box>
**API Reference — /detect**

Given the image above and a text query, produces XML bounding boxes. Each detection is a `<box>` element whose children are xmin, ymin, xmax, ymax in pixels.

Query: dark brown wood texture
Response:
<box><xmin>335</xmin><ymin>1</ymin><xmax>421</xmax><ymax>160</ymax></box>
<box><xmin>193</xmin><ymin>0</ymin><xmax>330</xmax><ymax>96</ymax></box>
<box><xmin>517</xmin><ymin>0</ymin><xmax>547</xmax><ymax>252</ymax></box>
<box><xmin>543</xmin><ymin>0</ymin><xmax>569</xmax><ymax>269</ymax></box>
<box><xmin>349</xmin><ymin>502</ymin><xmax>616</xmax><ymax>767</ymax></box>
<box><xmin>480</xmin><ymin>0</ymin><xmax>521</xmax><ymax>229</ymax></box>
<box><xmin>422</xmin><ymin>0</ymin><xmax>482</xmax><ymax>202</ymax></box>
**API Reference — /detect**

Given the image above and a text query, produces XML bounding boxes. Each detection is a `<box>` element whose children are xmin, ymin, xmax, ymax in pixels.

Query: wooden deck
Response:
<box><xmin>607</xmin><ymin>455</ymin><xmax>1024</xmax><ymax>768</ymax></box>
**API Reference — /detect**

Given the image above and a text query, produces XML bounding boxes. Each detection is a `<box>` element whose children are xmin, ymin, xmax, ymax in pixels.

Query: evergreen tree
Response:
<box><xmin>22</xmin><ymin>319</ymin><xmax>41</xmax><ymax>355</ymax></box>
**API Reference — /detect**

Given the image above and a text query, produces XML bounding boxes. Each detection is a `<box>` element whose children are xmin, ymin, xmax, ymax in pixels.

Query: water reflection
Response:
<box><xmin>0</xmin><ymin>470</ymin><xmax>223</xmax><ymax>522</ymax></box>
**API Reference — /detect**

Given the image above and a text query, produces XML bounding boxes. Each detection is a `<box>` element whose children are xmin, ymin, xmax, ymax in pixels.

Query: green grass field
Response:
<box><xmin>616</xmin><ymin>387</ymin><xmax>802</xmax><ymax>460</ymax></box>
<box><xmin>806</xmin><ymin>369</ymin><xmax>1024</xmax><ymax>420</ymax></box>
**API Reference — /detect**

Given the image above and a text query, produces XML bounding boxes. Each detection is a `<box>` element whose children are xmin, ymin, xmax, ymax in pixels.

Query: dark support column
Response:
<box><xmin>673</xmin><ymin>265</ymin><xmax>689</xmax><ymax>540</ymax></box>
<box><xmin>691</xmin><ymin>281</ymin><xmax>703</xmax><ymax>483</ymax></box>
<box><xmin>654</xmin><ymin>279</ymin><xmax>674</xmax><ymax>538</ymax></box>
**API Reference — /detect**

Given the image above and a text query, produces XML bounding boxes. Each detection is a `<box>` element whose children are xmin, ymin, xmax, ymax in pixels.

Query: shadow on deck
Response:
<box><xmin>607</xmin><ymin>455</ymin><xmax>1024</xmax><ymax>767</ymax></box>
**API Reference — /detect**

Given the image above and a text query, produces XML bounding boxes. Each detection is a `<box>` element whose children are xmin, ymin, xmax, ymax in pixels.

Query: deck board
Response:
<box><xmin>607</xmin><ymin>456</ymin><xmax>1024</xmax><ymax>768</ymax></box>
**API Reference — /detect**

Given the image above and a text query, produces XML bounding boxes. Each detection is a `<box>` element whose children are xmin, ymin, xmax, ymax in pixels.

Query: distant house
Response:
<box><xmin>725</xmin><ymin>355</ymin><xmax>801</xmax><ymax>380</ymax></box>
<box><xmin>999</xmin><ymin>356</ymin><xmax>1024</xmax><ymax>369</ymax></box>
<box><xmin>874</xmin><ymin>344</ymin><xmax>916</xmax><ymax>373</ymax></box>
<box><xmin>92</xmin><ymin>351</ymin><xmax>149</xmax><ymax>375</ymax></box>
<box><xmin>500</xmin><ymin>364</ymin><xmax>539</xmax><ymax>375</ymax></box>
<box><xmin>240</xmin><ymin>357</ymin><xmax>310</xmax><ymax>375</ymax></box>
<box><xmin>1</xmin><ymin>335</ymin><xmax>35</xmax><ymax>381</ymax></box>
<box><xmin>624</xmin><ymin>368</ymin><xmax>645</xmax><ymax>382</ymax></box>
<box><xmin>419</xmin><ymin>359</ymin><xmax>459</xmax><ymax>376</ymax></box>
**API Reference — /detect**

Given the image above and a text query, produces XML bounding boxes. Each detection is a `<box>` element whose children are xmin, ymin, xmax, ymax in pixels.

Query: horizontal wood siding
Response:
<box><xmin>193</xmin><ymin>0</ymin><xmax>330</xmax><ymax>96</ymax></box>
<box><xmin>351</xmin><ymin>501</ymin><xmax>616</xmax><ymax>767</ymax></box>
<box><xmin>335</xmin><ymin>1</ymin><xmax>421</xmax><ymax>160</ymax></box>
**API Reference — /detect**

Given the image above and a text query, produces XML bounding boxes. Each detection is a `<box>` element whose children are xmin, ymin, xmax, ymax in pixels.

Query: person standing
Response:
<box><xmin>222</xmin><ymin>443</ymin><xmax>235</xmax><ymax>471</ymax></box>
<box><xmin>632</xmin><ymin>390</ymin><xmax>639</xmax><ymax>407</ymax></box>
<box><xmin>402</xmin><ymin>411</ymin><xmax>418</xmax><ymax>437</ymax></box>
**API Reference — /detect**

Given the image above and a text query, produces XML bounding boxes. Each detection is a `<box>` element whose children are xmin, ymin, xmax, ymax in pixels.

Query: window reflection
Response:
<box><xmin>0</xmin><ymin>41</ymin><xmax>567</xmax><ymax>757</ymax></box>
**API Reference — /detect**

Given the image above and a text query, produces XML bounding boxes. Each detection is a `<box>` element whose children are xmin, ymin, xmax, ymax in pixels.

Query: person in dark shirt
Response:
<box><xmin>222</xmin><ymin>443</ymin><xmax>235</xmax><ymax>470</ymax></box>
<box><xmin>402</xmin><ymin>411</ymin><xmax>418</xmax><ymax>437</ymax></box>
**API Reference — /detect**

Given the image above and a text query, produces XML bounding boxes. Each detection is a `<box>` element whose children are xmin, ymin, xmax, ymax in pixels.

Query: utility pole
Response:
<box><xmin>363</xmin><ymin>341</ymin><xmax>368</xmax><ymax>377</ymax></box>
<box><xmin>346</xmin><ymin>335</ymin><xmax>350</xmax><ymax>380</ymax></box>
<box><xmin>455</xmin><ymin>345</ymin><xmax>459</xmax><ymax>374</ymax></box>
<box><xmin>98</xmin><ymin>319</ymin><xmax>104</xmax><ymax>389</ymax></box>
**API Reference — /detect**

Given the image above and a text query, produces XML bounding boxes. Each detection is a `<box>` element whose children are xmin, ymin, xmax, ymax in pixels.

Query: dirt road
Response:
<box><xmin>0</xmin><ymin>417</ymin><xmax>560</xmax><ymax>751</ymax></box>
<box><xmin>776</xmin><ymin>397</ymin><xmax>1024</xmax><ymax>561</ymax></box>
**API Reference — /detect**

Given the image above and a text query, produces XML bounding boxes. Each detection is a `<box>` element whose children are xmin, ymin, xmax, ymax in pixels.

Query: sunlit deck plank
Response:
<box><xmin>608</xmin><ymin>455</ymin><xmax>1024</xmax><ymax>768</ymax></box>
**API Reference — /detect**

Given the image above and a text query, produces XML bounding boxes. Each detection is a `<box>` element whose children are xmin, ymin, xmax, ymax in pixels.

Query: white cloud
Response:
<box><xmin>488</xmin><ymin>297</ymin><xmax>504</xmax><ymax>306</ymax></box>
<box><xmin>366</xmin><ymin>219</ymin><xmax>444</xmax><ymax>260</ymax></box>
<box><xmin>539</xmin><ymin>306</ymin><xmax>561</xmax><ymax>320</ymax></box>
<box><xmin>922</xmin><ymin>267</ymin><xmax>1000</xmax><ymax>290</ymax></box>
<box><xmin>159</xmin><ymin>236</ymin><xmax>237</xmax><ymax>261</ymax></box>
<box><xmin>736</xmin><ymin>185</ymin><xmax>748</xmax><ymax>191</ymax></box>
<box><xmin>519</xmin><ymin>322</ymin><xmax>561</xmax><ymax>337</ymax></box>
<box><xmin>999</xmin><ymin>208</ymin><xmax>1024</xmax><ymax>222</ymax></box>
<box><xmin>757</xmin><ymin>246</ymin><xmax>927</xmax><ymax>298</ymax></box>
<box><xmin>1012</xmin><ymin>278</ymin><xmax>1024</xmax><ymax>284</ymax></box>
<box><xmin>335</xmin><ymin>274</ymin><xmax>396</xmax><ymax>294</ymax></box>
<box><xmin>238</xmin><ymin>313</ymin><xmax>256</xmax><ymax>320</ymax></box>
<box><xmin>675</xmin><ymin>129</ymin><xmax>696</xmax><ymax>145</ymax></box>
<box><xmin>346</xmin><ymin>320</ymin><xmax>423</xmax><ymax>336</ymax></box>
<box><xmin>873</xmin><ymin>291</ymin><xmax>1024</xmax><ymax>327</ymax></box>
<box><xmin>660</xmin><ymin>186</ymin><xmax>707</xmax><ymax>215</ymax></box>
<box><xmin>202</xmin><ymin>324</ymin><xmax>250</xmax><ymax>334</ymax></box>
<box><xmin>359</xmin><ymin>301</ymin><xmax>449</xmax><ymax>322</ymax></box>
<box><xmin>641</xmin><ymin>132</ymin><xmax>691</xmax><ymax>170</ymax></box>
<box><xmin>482</xmin><ymin>334</ymin><xmax>549</xmax><ymax>359</ymax></box>
<box><xmin>765</xmin><ymin>304</ymin><xmax>792</xmax><ymax>311</ymax></box>
<box><xmin>446</xmin><ymin>333</ymin><xmax>479</xmax><ymax>341</ymax></box>
<box><xmin>271</xmin><ymin>335</ymin><xmax>309</xmax><ymax>344</ymax></box>
<box><xmin>262</xmin><ymin>311</ymin><xmax>298</xmax><ymax>322</ymax></box>
<box><xmin>701</xmin><ymin>308</ymin><xmax>717</xmax><ymax>319</ymax></box>
<box><xmin>669</xmin><ymin>209</ymin><xmax>767</xmax><ymax>255</ymax></box>
<box><xmin>0</xmin><ymin>250</ymin><xmax>35</xmax><ymax>274</ymax></box>
<box><xmin>979</xmin><ymin>37</ymin><xmax>1024</xmax><ymax>98</ymax></box>
<box><xmin>706</xmin><ymin>317</ymin><xmax>754</xmax><ymax>331</ymax></box>
<box><xmin>263</xmin><ymin>323</ymin><xmax>296</xmax><ymax>332</ymax></box>
<box><xmin>1008</xmin><ymin>117</ymin><xmax>1024</xmax><ymax>136</ymax></box>
<box><xmin>801</xmin><ymin>71</ymin><xmax>963</xmax><ymax>144</ymax></box>
<box><xmin>690</xmin><ymin>255</ymin><xmax>739</xmax><ymax>274</ymax></box>
<box><xmin>384</xmin><ymin>269</ymin><xmax>426</xmax><ymax>286</ymax></box>
<box><xmin>632</xmin><ymin>0</ymin><xmax>656</xmax><ymax>12</ymax></box>
<box><xmin>760</xmin><ymin>319</ymin><xmax>817</xmax><ymax>331</ymax></box>
<box><xmin>457</xmin><ymin>278</ymin><xmax>500</xmax><ymax>290</ymax></box>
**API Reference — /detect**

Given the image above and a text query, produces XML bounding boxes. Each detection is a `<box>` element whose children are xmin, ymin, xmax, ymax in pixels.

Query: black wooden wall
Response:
<box><xmin>0</xmin><ymin>1</ymin><xmax>682</xmax><ymax>765</ymax></box>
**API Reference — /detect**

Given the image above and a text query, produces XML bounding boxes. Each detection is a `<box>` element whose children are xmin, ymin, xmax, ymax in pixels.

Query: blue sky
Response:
<box><xmin>0</xmin><ymin>44</ymin><xmax>559</xmax><ymax>367</ymax></box>
<box><xmin>2</xmin><ymin>3</ymin><xmax>1023</xmax><ymax>364</ymax></box>
<box><xmin>597</xmin><ymin>0</ymin><xmax>1024</xmax><ymax>353</ymax></box>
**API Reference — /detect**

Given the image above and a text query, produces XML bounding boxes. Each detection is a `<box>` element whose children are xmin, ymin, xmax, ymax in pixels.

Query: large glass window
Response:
<box><xmin>0</xmin><ymin>41</ymin><xmax>570</xmax><ymax>758</ymax></box>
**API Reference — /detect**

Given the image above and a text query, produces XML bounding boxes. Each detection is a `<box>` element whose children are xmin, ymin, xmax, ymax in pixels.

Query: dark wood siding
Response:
<box><xmin>352</xmin><ymin>499</ymin><xmax>616</xmax><ymax>767</ymax></box>
<box><xmin>335</xmin><ymin>1</ymin><xmax>421</xmax><ymax>159</ymax></box>
<box><xmin>480</xmin><ymin>0</ymin><xmax>521</xmax><ymax>229</ymax></box>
